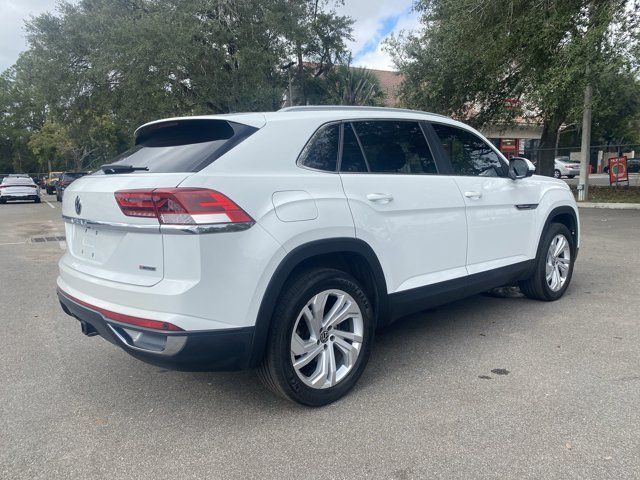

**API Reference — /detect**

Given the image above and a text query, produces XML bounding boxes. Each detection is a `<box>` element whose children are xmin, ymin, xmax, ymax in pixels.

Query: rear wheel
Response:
<box><xmin>0</xmin><ymin>198</ymin><xmax>5</xmax><ymax>204</ymax></box>
<box><xmin>519</xmin><ymin>223</ymin><xmax>575</xmax><ymax>301</ymax></box>
<box><xmin>258</xmin><ymin>268</ymin><xmax>374</xmax><ymax>406</ymax></box>
<box><xmin>553</xmin><ymin>169</ymin><xmax>561</xmax><ymax>179</ymax></box>
<box><xmin>46</xmin><ymin>187</ymin><xmax>53</xmax><ymax>195</ymax></box>
<box><xmin>34</xmin><ymin>197</ymin><xmax>41</xmax><ymax>203</ymax></box>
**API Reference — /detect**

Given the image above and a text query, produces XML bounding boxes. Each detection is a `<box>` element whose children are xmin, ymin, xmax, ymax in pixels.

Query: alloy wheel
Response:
<box><xmin>546</xmin><ymin>234</ymin><xmax>571</xmax><ymax>292</ymax></box>
<box><xmin>290</xmin><ymin>289</ymin><xmax>364</xmax><ymax>389</ymax></box>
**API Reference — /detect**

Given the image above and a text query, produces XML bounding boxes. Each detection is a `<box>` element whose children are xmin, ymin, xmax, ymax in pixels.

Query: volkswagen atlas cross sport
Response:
<box><xmin>57</xmin><ymin>106</ymin><xmax>579</xmax><ymax>406</ymax></box>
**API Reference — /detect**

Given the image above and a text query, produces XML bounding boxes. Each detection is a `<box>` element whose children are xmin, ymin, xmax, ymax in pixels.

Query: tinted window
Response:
<box><xmin>1</xmin><ymin>177</ymin><xmax>35</xmax><ymax>186</ymax></box>
<box><xmin>352</xmin><ymin>121</ymin><xmax>437</xmax><ymax>174</ymax></box>
<box><xmin>298</xmin><ymin>124</ymin><xmax>339</xmax><ymax>172</ymax></box>
<box><xmin>106</xmin><ymin>120</ymin><xmax>257</xmax><ymax>173</ymax></box>
<box><xmin>432</xmin><ymin>123</ymin><xmax>504</xmax><ymax>176</ymax></box>
<box><xmin>340</xmin><ymin>123</ymin><xmax>368</xmax><ymax>172</ymax></box>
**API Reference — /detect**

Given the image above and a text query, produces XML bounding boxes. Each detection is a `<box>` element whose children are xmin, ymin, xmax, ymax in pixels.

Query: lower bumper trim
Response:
<box><xmin>58</xmin><ymin>289</ymin><xmax>254</xmax><ymax>371</ymax></box>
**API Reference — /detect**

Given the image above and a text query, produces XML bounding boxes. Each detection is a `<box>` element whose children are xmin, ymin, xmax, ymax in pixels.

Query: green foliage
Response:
<box><xmin>0</xmin><ymin>0</ymin><xmax>353</xmax><ymax>171</ymax></box>
<box><xmin>388</xmin><ymin>0</ymin><xmax>640</xmax><ymax>175</ymax></box>
<box><xmin>323</xmin><ymin>64</ymin><xmax>386</xmax><ymax>106</ymax></box>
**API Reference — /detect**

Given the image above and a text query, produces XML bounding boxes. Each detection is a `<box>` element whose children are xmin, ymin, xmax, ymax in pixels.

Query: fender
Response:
<box><xmin>528</xmin><ymin>205</ymin><xmax>579</xmax><ymax>277</ymax></box>
<box><xmin>247</xmin><ymin>237</ymin><xmax>388</xmax><ymax>367</ymax></box>
<box><xmin>540</xmin><ymin>205</ymin><xmax>579</xmax><ymax>248</ymax></box>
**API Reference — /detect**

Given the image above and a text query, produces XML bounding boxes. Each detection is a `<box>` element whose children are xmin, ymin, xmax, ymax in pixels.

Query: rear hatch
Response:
<box><xmin>1</xmin><ymin>180</ymin><xmax>38</xmax><ymax>197</ymax></box>
<box><xmin>62</xmin><ymin>116</ymin><xmax>262</xmax><ymax>287</ymax></box>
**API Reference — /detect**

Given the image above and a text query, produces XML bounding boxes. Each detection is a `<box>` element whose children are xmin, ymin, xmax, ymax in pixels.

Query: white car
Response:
<box><xmin>57</xmin><ymin>106</ymin><xmax>579</xmax><ymax>406</ymax></box>
<box><xmin>554</xmin><ymin>157</ymin><xmax>581</xmax><ymax>178</ymax></box>
<box><xmin>0</xmin><ymin>176</ymin><xmax>41</xmax><ymax>203</ymax></box>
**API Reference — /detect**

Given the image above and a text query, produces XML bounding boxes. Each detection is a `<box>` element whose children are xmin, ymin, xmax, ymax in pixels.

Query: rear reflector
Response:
<box><xmin>114</xmin><ymin>188</ymin><xmax>252</xmax><ymax>225</ymax></box>
<box><xmin>61</xmin><ymin>291</ymin><xmax>183</xmax><ymax>331</ymax></box>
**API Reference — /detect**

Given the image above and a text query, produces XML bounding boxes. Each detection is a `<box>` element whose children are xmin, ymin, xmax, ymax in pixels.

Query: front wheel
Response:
<box><xmin>34</xmin><ymin>197</ymin><xmax>41</xmax><ymax>203</ymax></box>
<box><xmin>258</xmin><ymin>268</ymin><xmax>374</xmax><ymax>406</ymax></box>
<box><xmin>553</xmin><ymin>169</ymin><xmax>562</xmax><ymax>179</ymax></box>
<box><xmin>520</xmin><ymin>223</ymin><xmax>575</xmax><ymax>301</ymax></box>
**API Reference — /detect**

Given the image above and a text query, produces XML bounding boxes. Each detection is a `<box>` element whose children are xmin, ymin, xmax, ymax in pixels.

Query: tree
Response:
<box><xmin>324</xmin><ymin>64</ymin><xmax>386</xmax><ymax>106</ymax></box>
<box><xmin>0</xmin><ymin>0</ymin><xmax>354</xmax><ymax>172</ymax></box>
<box><xmin>388</xmin><ymin>0</ymin><xmax>639</xmax><ymax>176</ymax></box>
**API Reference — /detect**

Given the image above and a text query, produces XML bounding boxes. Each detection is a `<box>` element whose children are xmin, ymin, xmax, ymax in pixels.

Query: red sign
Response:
<box><xmin>500</xmin><ymin>138</ymin><xmax>518</xmax><ymax>153</ymax></box>
<box><xmin>608</xmin><ymin>157</ymin><xmax>628</xmax><ymax>184</ymax></box>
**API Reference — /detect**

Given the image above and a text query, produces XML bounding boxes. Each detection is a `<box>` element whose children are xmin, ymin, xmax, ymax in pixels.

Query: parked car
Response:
<box><xmin>57</xmin><ymin>106</ymin><xmax>579</xmax><ymax>406</ymax></box>
<box><xmin>56</xmin><ymin>171</ymin><xmax>89</xmax><ymax>202</ymax></box>
<box><xmin>45</xmin><ymin>171</ymin><xmax>63</xmax><ymax>194</ymax></box>
<box><xmin>0</xmin><ymin>176</ymin><xmax>41</xmax><ymax>203</ymax></box>
<box><xmin>554</xmin><ymin>157</ymin><xmax>580</xmax><ymax>178</ymax></box>
<box><xmin>603</xmin><ymin>158</ymin><xmax>640</xmax><ymax>174</ymax></box>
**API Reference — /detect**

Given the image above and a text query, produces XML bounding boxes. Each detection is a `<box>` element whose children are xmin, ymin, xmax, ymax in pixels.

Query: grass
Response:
<box><xmin>570</xmin><ymin>185</ymin><xmax>640</xmax><ymax>203</ymax></box>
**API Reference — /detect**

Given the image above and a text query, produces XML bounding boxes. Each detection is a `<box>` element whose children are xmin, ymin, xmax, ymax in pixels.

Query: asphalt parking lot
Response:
<box><xmin>1</xmin><ymin>195</ymin><xmax>639</xmax><ymax>480</ymax></box>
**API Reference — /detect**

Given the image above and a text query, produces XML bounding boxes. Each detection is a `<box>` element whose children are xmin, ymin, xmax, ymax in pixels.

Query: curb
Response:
<box><xmin>577</xmin><ymin>202</ymin><xmax>640</xmax><ymax>210</ymax></box>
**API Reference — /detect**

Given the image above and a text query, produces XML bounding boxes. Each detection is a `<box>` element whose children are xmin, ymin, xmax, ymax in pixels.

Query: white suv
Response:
<box><xmin>57</xmin><ymin>106</ymin><xmax>579</xmax><ymax>406</ymax></box>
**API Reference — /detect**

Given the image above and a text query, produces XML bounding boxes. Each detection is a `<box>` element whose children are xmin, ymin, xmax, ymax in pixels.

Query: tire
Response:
<box><xmin>0</xmin><ymin>198</ymin><xmax>5</xmax><ymax>204</ymax></box>
<box><xmin>258</xmin><ymin>267</ymin><xmax>375</xmax><ymax>406</ymax></box>
<box><xmin>519</xmin><ymin>223</ymin><xmax>575</xmax><ymax>301</ymax></box>
<box><xmin>46</xmin><ymin>187</ymin><xmax>53</xmax><ymax>195</ymax></box>
<box><xmin>56</xmin><ymin>191</ymin><xmax>61</xmax><ymax>202</ymax></box>
<box><xmin>553</xmin><ymin>169</ymin><xmax>561</xmax><ymax>179</ymax></box>
<box><xmin>34</xmin><ymin>197</ymin><xmax>41</xmax><ymax>203</ymax></box>
<box><xmin>567</xmin><ymin>175</ymin><xmax>575</xmax><ymax>179</ymax></box>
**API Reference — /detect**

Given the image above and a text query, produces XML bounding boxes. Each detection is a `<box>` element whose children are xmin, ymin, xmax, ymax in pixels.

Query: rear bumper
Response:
<box><xmin>1</xmin><ymin>194</ymin><xmax>39</xmax><ymax>200</ymax></box>
<box><xmin>58</xmin><ymin>289</ymin><xmax>254</xmax><ymax>371</ymax></box>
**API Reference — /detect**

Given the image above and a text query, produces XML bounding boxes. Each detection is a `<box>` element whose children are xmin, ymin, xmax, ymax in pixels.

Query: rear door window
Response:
<box><xmin>351</xmin><ymin>121</ymin><xmax>437</xmax><ymax>174</ymax></box>
<box><xmin>340</xmin><ymin>123</ymin><xmax>368</xmax><ymax>173</ymax></box>
<box><xmin>105</xmin><ymin>120</ymin><xmax>257</xmax><ymax>173</ymax></box>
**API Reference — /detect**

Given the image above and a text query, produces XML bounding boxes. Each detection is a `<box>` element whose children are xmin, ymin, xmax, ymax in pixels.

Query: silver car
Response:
<box><xmin>554</xmin><ymin>157</ymin><xmax>580</xmax><ymax>178</ymax></box>
<box><xmin>0</xmin><ymin>176</ymin><xmax>41</xmax><ymax>204</ymax></box>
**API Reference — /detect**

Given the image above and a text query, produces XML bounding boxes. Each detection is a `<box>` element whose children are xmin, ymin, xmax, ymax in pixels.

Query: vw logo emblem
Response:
<box><xmin>75</xmin><ymin>196</ymin><xmax>82</xmax><ymax>215</ymax></box>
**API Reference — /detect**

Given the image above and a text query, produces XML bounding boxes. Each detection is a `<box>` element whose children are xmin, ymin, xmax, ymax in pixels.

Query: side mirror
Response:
<box><xmin>509</xmin><ymin>157</ymin><xmax>535</xmax><ymax>180</ymax></box>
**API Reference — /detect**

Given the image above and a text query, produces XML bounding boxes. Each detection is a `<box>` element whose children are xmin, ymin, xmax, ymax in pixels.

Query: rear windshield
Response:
<box><xmin>2</xmin><ymin>178</ymin><xmax>35</xmax><ymax>186</ymax></box>
<box><xmin>104</xmin><ymin>119</ymin><xmax>257</xmax><ymax>173</ymax></box>
<box><xmin>63</xmin><ymin>172</ymin><xmax>87</xmax><ymax>180</ymax></box>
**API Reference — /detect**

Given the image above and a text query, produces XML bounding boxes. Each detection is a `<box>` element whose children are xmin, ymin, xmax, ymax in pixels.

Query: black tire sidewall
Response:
<box><xmin>267</xmin><ymin>269</ymin><xmax>374</xmax><ymax>406</ymax></box>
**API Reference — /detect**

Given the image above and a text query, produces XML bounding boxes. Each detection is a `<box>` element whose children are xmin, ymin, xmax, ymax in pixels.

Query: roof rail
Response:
<box><xmin>278</xmin><ymin>105</ymin><xmax>450</xmax><ymax>118</ymax></box>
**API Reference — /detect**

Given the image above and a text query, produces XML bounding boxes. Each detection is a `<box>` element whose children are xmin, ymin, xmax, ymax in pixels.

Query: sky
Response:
<box><xmin>0</xmin><ymin>0</ymin><xmax>421</xmax><ymax>73</ymax></box>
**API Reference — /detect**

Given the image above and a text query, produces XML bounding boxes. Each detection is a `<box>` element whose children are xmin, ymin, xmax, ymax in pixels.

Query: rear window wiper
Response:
<box><xmin>101</xmin><ymin>164</ymin><xmax>149</xmax><ymax>174</ymax></box>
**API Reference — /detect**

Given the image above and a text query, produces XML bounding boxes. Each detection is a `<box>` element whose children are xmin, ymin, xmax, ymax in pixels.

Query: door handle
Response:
<box><xmin>366</xmin><ymin>193</ymin><xmax>394</xmax><ymax>204</ymax></box>
<box><xmin>464</xmin><ymin>191</ymin><xmax>482</xmax><ymax>199</ymax></box>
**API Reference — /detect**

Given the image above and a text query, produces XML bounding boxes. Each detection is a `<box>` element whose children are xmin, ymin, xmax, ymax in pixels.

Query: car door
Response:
<box><xmin>339</xmin><ymin>120</ymin><xmax>468</xmax><ymax>294</ymax></box>
<box><xmin>428</xmin><ymin>122</ymin><xmax>541</xmax><ymax>275</ymax></box>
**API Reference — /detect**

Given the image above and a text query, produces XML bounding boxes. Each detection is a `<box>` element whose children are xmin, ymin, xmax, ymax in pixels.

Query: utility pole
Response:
<box><xmin>578</xmin><ymin>81</ymin><xmax>592</xmax><ymax>202</ymax></box>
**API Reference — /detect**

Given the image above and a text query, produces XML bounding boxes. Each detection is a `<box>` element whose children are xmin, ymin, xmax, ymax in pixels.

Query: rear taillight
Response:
<box><xmin>114</xmin><ymin>188</ymin><xmax>252</xmax><ymax>225</ymax></box>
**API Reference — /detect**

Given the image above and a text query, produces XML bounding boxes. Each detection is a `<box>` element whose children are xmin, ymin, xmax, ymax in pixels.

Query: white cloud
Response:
<box><xmin>349</xmin><ymin>9</ymin><xmax>421</xmax><ymax>71</ymax></box>
<box><xmin>335</xmin><ymin>0</ymin><xmax>421</xmax><ymax>71</ymax></box>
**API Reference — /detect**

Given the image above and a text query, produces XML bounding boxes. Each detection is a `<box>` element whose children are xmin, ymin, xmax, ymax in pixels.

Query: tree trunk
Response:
<box><xmin>538</xmin><ymin>117</ymin><xmax>563</xmax><ymax>177</ymax></box>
